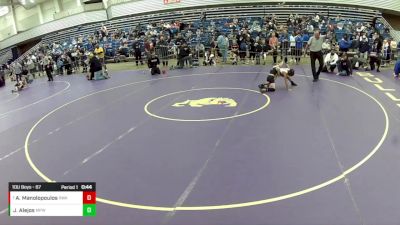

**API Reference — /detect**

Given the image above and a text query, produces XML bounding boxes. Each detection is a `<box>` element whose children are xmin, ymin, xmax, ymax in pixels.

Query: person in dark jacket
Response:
<box><xmin>175</xmin><ymin>33</ymin><xmax>185</xmax><ymax>46</ymax></box>
<box><xmin>147</xmin><ymin>52</ymin><xmax>161</xmax><ymax>75</ymax></box>
<box><xmin>255</xmin><ymin>41</ymin><xmax>263</xmax><ymax>65</ymax></box>
<box><xmin>178</xmin><ymin>43</ymin><xmax>192</xmax><ymax>68</ymax></box>
<box><xmin>358</xmin><ymin>34</ymin><xmax>369</xmax><ymax>65</ymax></box>
<box><xmin>369</xmin><ymin>37</ymin><xmax>383</xmax><ymax>72</ymax></box>
<box><xmin>337</xmin><ymin>53</ymin><xmax>352</xmax><ymax>76</ymax></box>
<box><xmin>248</xmin><ymin>38</ymin><xmax>256</xmax><ymax>63</ymax></box>
<box><xmin>88</xmin><ymin>55</ymin><xmax>102</xmax><ymax>80</ymax></box>
<box><xmin>45</xmin><ymin>59</ymin><xmax>54</xmax><ymax>81</ymax></box>
<box><xmin>0</xmin><ymin>67</ymin><xmax>5</xmax><ymax>87</ymax></box>
<box><xmin>132</xmin><ymin>38</ymin><xmax>144</xmax><ymax>66</ymax></box>
<box><xmin>394</xmin><ymin>59</ymin><xmax>400</xmax><ymax>78</ymax></box>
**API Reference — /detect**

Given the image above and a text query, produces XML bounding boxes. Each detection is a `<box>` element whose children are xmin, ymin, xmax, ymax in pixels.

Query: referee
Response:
<box><xmin>306</xmin><ymin>30</ymin><xmax>326</xmax><ymax>82</ymax></box>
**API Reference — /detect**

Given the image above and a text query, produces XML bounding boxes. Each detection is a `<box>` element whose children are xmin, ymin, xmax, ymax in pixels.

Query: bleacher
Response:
<box><xmin>0</xmin><ymin>48</ymin><xmax>12</xmax><ymax>65</ymax></box>
<box><xmin>42</xmin><ymin>4</ymin><xmax>382</xmax><ymax>48</ymax></box>
<box><xmin>3</xmin><ymin>4</ymin><xmax>395</xmax><ymax>65</ymax></box>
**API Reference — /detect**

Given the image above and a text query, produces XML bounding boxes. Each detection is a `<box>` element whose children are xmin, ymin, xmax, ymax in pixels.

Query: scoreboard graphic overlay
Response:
<box><xmin>9</xmin><ymin>183</ymin><xmax>96</xmax><ymax>217</ymax></box>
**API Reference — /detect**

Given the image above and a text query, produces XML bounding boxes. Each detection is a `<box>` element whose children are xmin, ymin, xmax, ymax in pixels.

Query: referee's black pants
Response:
<box><xmin>310</xmin><ymin>51</ymin><xmax>323</xmax><ymax>80</ymax></box>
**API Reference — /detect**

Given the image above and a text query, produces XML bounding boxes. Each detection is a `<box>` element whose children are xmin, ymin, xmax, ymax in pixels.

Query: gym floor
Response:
<box><xmin>0</xmin><ymin>64</ymin><xmax>400</xmax><ymax>225</ymax></box>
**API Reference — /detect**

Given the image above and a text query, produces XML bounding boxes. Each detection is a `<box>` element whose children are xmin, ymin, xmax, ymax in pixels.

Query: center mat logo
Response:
<box><xmin>172</xmin><ymin>97</ymin><xmax>237</xmax><ymax>108</ymax></box>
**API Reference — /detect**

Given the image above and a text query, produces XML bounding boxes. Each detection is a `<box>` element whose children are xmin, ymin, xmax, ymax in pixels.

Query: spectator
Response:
<box><xmin>178</xmin><ymin>43</ymin><xmax>192</xmax><ymax>68</ymax></box>
<box><xmin>351</xmin><ymin>34</ymin><xmax>360</xmax><ymax>51</ymax></box>
<box><xmin>323</xmin><ymin>50</ymin><xmax>338</xmax><ymax>73</ymax></box>
<box><xmin>351</xmin><ymin>55</ymin><xmax>363</xmax><ymax>70</ymax></box>
<box><xmin>156</xmin><ymin>35</ymin><xmax>169</xmax><ymax>70</ymax></box>
<box><xmin>369</xmin><ymin>37</ymin><xmax>382</xmax><ymax>72</ymax></box>
<box><xmin>322</xmin><ymin>39</ymin><xmax>331</xmax><ymax>55</ymax></box>
<box><xmin>294</xmin><ymin>32</ymin><xmax>303</xmax><ymax>64</ymax></box>
<box><xmin>147</xmin><ymin>52</ymin><xmax>161</xmax><ymax>75</ymax></box>
<box><xmin>26</xmin><ymin>56</ymin><xmax>36</xmax><ymax>79</ymax></box>
<box><xmin>269</xmin><ymin>32</ymin><xmax>278</xmax><ymax>64</ymax></box>
<box><xmin>255</xmin><ymin>41</ymin><xmax>262</xmax><ymax>65</ymax></box>
<box><xmin>217</xmin><ymin>33</ymin><xmax>228</xmax><ymax>63</ymax></box>
<box><xmin>279</xmin><ymin>30</ymin><xmax>290</xmax><ymax>64</ymax></box>
<box><xmin>144</xmin><ymin>38</ymin><xmax>152</xmax><ymax>59</ymax></box>
<box><xmin>248</xmin><ymin>37</ymin><xmax>256</xmax><ymax>64</ymax></box>
<box><xmin>230</xmin><ymin>41</ymin><xmax>239</xmax><ymax>65</ymax></box>
<box><xmin>390</xmin><ymin>38</ymin><xmax>397</xmax><ymax>61</ymax></box>
<box><xmin>289</xmin><ymin>33</ymin><xmax>296</xmax><ymax>63</ymax></box>
<box><xmin>382</xmin><ymin>39</ymin><xmax>391</xmax><ymax>66</ymax></box>
<box><xmin>337</xmin><ymin>53</ymin><xmax>352</xmax><ymax>76</ymax></box>
<box><xmin>339</xmin><ymin>34</ymin><xmax>352</xmax><ymax>52</ymax></box>
<box><xmin>394</xmin><ymin>58</ymin><xmax>400</xmax><ymax>78</ymax></box>
<box><xmin>261</xmin><ymin>39</ymin><xmax>270</xmax><ymax>65</ymax></box>
<box><xmin>302</xmin><ymin>32</ymin><xmax>310</xmax><ymax>48</ymax></box>
<box><xmin>13</xmin><ymin>62</ymin><xmax>23</xmax><ymax>82</ymax></box>
<box><xmin>210</xmin><ymin>38</ymin><xmax>219</xmax><ymax>63</ymax></box>
<box><xmin>45</xmin><ymin>58</ymin><xmax>54</xmax><ymax>82</ymax></box>
<box><xmin>397</xmin><ymin>41</ymin><xmax>400</xmax><ymax>56</ymax></box>
<box><xmin>88</xmin><ymin>54</ymin><xmax>102</xmax><ymax>80</ymax></box>
<box><xmin>358</xmin><ymin>34</ymin><xmax>370</xmax><ymax>67</ymax></box>
<box><xmin>238</xmin><ymin>36</ymin><xmax>247</xmax><ymax>63</ymax></box>
<box><xmin>57</xmin><ymin>57</ymin><xmax>64</xmax><ymax>75</ymax></box>
<box><xmin>132</xmin><ymin>38</ymin><xmax>144</xmax><ymax>66</ymax></box>
<box><xmin>0</xmin><ymin>67</ymin><xmax>5</xmax><ymax>87</ymax></box>
<box><xmin>94</xmin><ymin>44</ymin><xmax>105</xmax><ymax>66</ymax></box>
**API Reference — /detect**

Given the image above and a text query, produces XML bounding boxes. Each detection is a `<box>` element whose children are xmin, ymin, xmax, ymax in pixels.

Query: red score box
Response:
<box><xmin>163</xmin><ymin>0</ymin><xmax>180</xmax><ymax>4</ymax></box>
<box><xmin>83</xmin><ymin>192</ymin><xmax>96</xmax><ymax>204</ymax></box>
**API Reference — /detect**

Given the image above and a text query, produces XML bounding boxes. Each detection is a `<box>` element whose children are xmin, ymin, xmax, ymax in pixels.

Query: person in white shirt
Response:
<box><xmin>26</xmin><ymin>57</ymin><xmax>36</xmax><ymax>78</ymax></box>
<box><xmin>322</xmin><ymin>39</ymin><xmax>331</xmax><ymax>55</ymax></box>
<box><xmin>314</xmin><ymin>14</ymin><xmax>320</xmax><ymax>23</ymax></box>
<box><xmin>307</xmin><ymin>24</ymin><xmax>314</xmax><ymax>33</ymax></box>
<box><xmin>356</xmin><ymin>23</ymin><xmax>365</xmax><ymax>33</ymax></box>
<box><xmin>31</xmin><ymin>54</ymin><xmax>37</xmax><ymax>62</ymax></box>
<box><xmin>324</xmin><ymin>50</ymin><xmax>339</xmax><ymax>73</ymax></box>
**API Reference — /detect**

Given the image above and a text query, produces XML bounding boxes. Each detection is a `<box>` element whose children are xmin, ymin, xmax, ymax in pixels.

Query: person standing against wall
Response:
<box><xmin>13</xmin><ymin>62</ymin><xmax>23</xmax><ymax>83</ymax></box>
<box><xmin>394</xmin><ymin>58</ymin><xmax>400</xmax><ymax>78</ymax></box>
<box><xmin>269</xmin><ymin>32</ymin><xmax>279</xmax><ymax>64</ymax></box>
<box><xmin>294</xmin><ymin>32</ymin><xmax>303</xmax><ymax>65</ymax></box>
<box><xmin>156</xmin><ymin>35</ymin><xmax>169</xmax><ymax>73</ymax></box>
<box><xmin>132</xmin><ymin>38</ymin><xmax>144</xmax><ymax>66</ymax></box>
<box><xmin>217</xmin><ymin>33</ymin><xmax>228</xmax><ymax>64</ymax></box>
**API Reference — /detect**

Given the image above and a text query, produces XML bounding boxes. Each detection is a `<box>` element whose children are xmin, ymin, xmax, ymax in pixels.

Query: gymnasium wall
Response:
<box><xmin>0</xmin><ymin>11</ymin><xmax>16</xmax><ymax>41</ymax></box>
<box><xmin>107</xmin><ymin>0</ymin><xmax>400</xmax><ymax>18</ymax></box>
